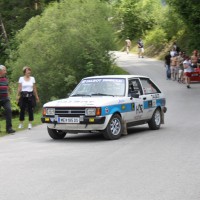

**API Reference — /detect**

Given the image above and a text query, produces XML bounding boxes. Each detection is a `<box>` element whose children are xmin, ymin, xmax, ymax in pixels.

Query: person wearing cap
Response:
<box><xmin>16</xmin><ymin>66</ymin><xmax>39</xmax><ymax>129</ymax></box>
<box><xmin>0</xmin><ymin>65</ymin><xmax>15</xmax><ymax>134</ymax></box>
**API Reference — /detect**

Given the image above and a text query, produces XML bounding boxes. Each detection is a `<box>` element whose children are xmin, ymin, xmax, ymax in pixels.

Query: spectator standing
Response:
<box><xmin>125</xmin><ymin>37</ymin><xmax>131</xmax><ymax>54</ymax></box>
<box><xmin>197</xmin><ymin>53</ymin><xmax>200</xmax><ymax>68</ymax></box>
<box><xmin>16</xmin><ymin>66</ymin><xmax>39</xmax><ymax>129</ymax></box>
<box><xmin>191</xmin><ymin>50</ymin><xmax>198</xmax><ymax>69</ymax></box>
<box><xmin>0</xmin><ymin>65</ymin><xmax>15</xmax><ymax>134</ymax></box>
<box><xmin>164</xmin><ymin>51</ymin><xmax>171</xmax><ymax>80</ymax></box>
<box><xmin>176</xmin><ymin>51</ymin><xmax>184</xmax><ymax>83</ymax></box>
<box><xmin>170</xmin><ymin>54</ymin><xmax>178</xmax><ymax>81</ymax></box>
<box><xmin>137</xmin><ymin>38</ymin><xmax>144</xmax><ymax>58</ymax></box>
<box><xmin>173</xmin><ymin>42</ymin><xmax>180</xmax><ymax>53</ymax></box>
<box><xmin>183</xmin><ymin>56</ymin><xmax>192</xmax><ymax>88</ymax></box>
<box><xmin>170</xmin><ymin>47</ymin><xmax>177</xmax><ymax>57</ymax></box>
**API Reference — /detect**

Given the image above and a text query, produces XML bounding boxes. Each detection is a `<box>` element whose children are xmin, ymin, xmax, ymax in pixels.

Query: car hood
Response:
<box><xmin>43</xmin><ymin>96</ymin><xmax>126</xmax><ymax>107</ymax></box>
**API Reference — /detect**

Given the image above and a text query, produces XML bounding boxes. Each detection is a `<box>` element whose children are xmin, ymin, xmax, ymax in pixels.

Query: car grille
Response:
<box><xmin>55</xmin><ymin>107</ymin><xmax>86</xmax><ymax>117</ymax></box>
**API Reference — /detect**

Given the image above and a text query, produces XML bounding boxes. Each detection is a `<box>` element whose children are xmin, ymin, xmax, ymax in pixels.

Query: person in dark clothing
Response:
<box><xmin>165</xmin><ymin>51</ymin><xmax>171</xmax><ymax>80</ymax></box>
<box><xmin>173</xmin><ymin>42</ymin><xmax>180</xmax><ymax>53</ymax></box>
<box><xmin>0</xmin><ymin>65</ymin><xmax>15</xmax><ymax>134</ymax></box>
<box><xmin>137</xmin><ymin>38</ymin><xmax>144</xmax><ymax>58</ymax></box>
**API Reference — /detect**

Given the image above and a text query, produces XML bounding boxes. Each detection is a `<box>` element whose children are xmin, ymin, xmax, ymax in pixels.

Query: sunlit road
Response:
<box><xmin>0</xmin><ymin>51</ymin><xmax>200</xmax><ymax>200</ymax></box>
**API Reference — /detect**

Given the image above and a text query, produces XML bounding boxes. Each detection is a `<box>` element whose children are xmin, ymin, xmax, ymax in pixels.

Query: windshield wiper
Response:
<box><xmin>71</xmin><ymin>94</ymin><xmax>91</xmax><ymax>97</ymax></box>
<box><xmin>91</xmin><ymin>93</ymin><xmax>114</xmax><ymax>97</ymax></box>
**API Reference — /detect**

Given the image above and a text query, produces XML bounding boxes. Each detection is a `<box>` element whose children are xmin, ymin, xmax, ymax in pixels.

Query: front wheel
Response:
<box><xmin>103</xmin><ymin>114</ymin><xmax>123</xmax><ymax>140</ymax></box>
<box><xmin>47</xmin><ymin>127</ymin><xmax>67</xmax><ymax>140</ymax></box>
<box><xmin>148</xmin><ymin>108</ymin><xmax>161</xmax><ymax>130</ymax></box>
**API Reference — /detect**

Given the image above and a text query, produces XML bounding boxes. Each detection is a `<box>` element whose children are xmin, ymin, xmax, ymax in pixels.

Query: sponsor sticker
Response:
<box><xmin>105</xmin><ymin>107</ymin><xmax>109</xmax><ymax>113</ymax></box>
<box><xmin>136</xmin><ymin>104</ymin><xmax>143</xmax><ymax>114</ymax></box>
<box><xmin>148</xmin><ymin>101</ymin><xmax>152</xmax><ymax>108</ymax></box>
<box><xmin>121</xmin><ymin>105</ymin><xmax>126</xmax><ymax>110</ymax></box>
<box><xmin>131</xmin><ymin>103</ymin><xmax>135</xmax><ymax>110</ymax></box>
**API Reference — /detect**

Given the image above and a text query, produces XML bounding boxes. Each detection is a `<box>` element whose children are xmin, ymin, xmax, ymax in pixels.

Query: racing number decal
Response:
<box><xmin>136</xmin><ymin>104</ymin><xmax>143</xmax><ymax>114</ymax></box>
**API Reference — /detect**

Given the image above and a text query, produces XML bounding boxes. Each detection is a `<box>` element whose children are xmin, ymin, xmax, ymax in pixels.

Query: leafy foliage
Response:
<box><xmin>0</xmin><ymin>0</ymin><xmax>57</xmax><ymax>36</ymax></box>
<box><xmin>7</xmin><ymin>0</ymin><xmax>116</xmax><ymax>103</ymax></box>
<box><xmin>166</xmin><ymin>0</ymin><xmax>200</xmax><ymax>50</ymax></box>
<box><xmin>144</xmin><ymin>28</ymin><xmax>167</xmax><ymax>56</ymax></box>
<box><xmin>113</xmin><ymin>0</ymin><xmax>162</xmax><ymax>39</ymax></box>
<box><xmin>144</xmin><ymin>4</ymin><xmax>186</xmax><ymax>52</ymax></box>
<box><xmin>0</xmin><ymin>0</ymin><xmax>57</xmax><ymax>64</ymax></box>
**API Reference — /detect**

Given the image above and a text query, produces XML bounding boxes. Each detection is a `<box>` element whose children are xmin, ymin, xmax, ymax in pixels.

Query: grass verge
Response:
<box><xmin>0</xmin><ymin>110</ymin><xmax>42</xmax><ymax>137</ymax></box>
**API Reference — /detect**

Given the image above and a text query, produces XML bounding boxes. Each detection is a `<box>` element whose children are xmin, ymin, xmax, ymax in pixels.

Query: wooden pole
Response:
<box><xmin>0</xmin><ymin>14</ymin><xmax>8</xmax><ymax>43</ymax></box>
<box><xmin>35</xmin><ymin>0</ymin><xmax>38</xmax><ymax>10</ymax></box>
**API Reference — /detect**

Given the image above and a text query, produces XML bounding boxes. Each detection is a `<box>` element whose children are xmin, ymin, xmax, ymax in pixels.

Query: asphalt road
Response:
<box><xmin>0</xmin><ymin>51</ymin><xmax>200</xmax><ymax>200</ymax></box>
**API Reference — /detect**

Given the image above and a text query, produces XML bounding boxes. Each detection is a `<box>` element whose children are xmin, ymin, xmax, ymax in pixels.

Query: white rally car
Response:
<box><xmin>41</xmin><ymin>75</ymin><xmax>167</xmax><ymax>140</ymax></box>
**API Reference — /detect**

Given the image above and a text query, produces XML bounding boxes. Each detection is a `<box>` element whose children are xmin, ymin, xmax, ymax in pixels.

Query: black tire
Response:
<box><xmin>103</xmin><ymin>114</ymin><xmax>123</xmax><ymax>140</ymax></box>
<box><xmin>148</xmin><ymin>108</ymin><xmax>161</xmax><ymax>130</ymax></box>
<box><xmin>47</xmin><ymin>127</ymin><xmax>67</xmax><ymax>140</ymax></box>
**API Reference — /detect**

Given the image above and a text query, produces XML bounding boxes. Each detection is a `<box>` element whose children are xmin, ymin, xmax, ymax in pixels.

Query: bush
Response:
<box><xmin>144</xmin><ymin>28</ymin><xmax>168</xmax><ymax>57</ymax></box>
<box><xmin>7</xmin><ymin>0</ymin><xmax>116</xmax><ymax>104</ymax></box>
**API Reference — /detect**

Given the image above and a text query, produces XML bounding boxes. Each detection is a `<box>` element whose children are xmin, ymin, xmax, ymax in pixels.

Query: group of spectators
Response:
<box><xmin>164</xmin><ymin>43</ymin><xmax>200</xmax><ymax>89</ymax></box>
<box><xmin>0</xmin><ymin>65</ymin><xmax>39</xmax><ymax>134</ymax></box>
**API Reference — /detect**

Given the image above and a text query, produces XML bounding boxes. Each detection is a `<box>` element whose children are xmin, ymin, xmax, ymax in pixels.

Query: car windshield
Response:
<box><xmin>71</xmin><ymin>78</ymin><xmax>126</xmax><ymax>97</ymax></box>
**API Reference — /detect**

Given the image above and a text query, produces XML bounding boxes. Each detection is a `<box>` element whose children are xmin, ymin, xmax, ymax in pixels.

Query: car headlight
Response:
<box><xmin>85</xmin><ymin>108</ymin><xmax>101</xmax><ymax>116</ymax></box>
<box><xmin>85</xmin><ymin>108</ymin><xmax>96</xmax><ymax>116</ymax></box>
<box><xmin>45</xmin><ymin>108</ymin><xmax>55</xmax><ymax>116</ymax></box>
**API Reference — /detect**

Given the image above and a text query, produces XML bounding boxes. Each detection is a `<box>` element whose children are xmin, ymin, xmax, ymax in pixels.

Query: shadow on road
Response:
<box><xmin>44</xmin><ymin>125</ymin><xmax>154</xmax><ymax>143</ymax></box>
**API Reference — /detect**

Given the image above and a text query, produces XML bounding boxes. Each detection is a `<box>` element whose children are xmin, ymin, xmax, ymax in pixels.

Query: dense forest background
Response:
<box><xmin>0</xmin><ymin>0</ymin><xmax>200</xmax><ymax>110</ymax></box>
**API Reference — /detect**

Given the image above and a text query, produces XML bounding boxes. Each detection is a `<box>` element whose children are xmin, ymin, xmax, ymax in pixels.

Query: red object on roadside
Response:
<box><xmin>190</xmin><ymin>68</ymin><xmax>200</xmax><ymax>82</ymax></box>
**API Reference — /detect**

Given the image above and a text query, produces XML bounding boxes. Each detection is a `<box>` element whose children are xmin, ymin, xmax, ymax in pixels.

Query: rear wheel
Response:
<box><xmin>47</xmin><ymin>127</ymin><xmax>67</xmax><ymax>139</ymax></box>
<box><xmin>103</xmin><ymin>114</ymin><xmax>123</xmax><ymax>140</ymax></box>
<box><xmin>148</xmin><ymin>108</ymin><xmax>161</xmax><ymax>130</ymax></box>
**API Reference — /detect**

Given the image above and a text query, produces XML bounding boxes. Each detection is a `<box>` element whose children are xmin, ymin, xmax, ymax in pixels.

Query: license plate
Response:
<box><xmin>58</xmin><ymin>117</ymin><xmax>80</xmax><ymax>123</ymax></box>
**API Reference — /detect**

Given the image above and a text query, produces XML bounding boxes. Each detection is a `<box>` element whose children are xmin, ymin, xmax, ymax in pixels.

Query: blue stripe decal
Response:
<box><xmin>100</xmin><ymin>98</ymin><xmax>165</xmax><ymax>116</ymax></box>
<box><xmin>143</xmin><ymin>98</ymin><xmax>166</xmax><ymax>109</ymax></box>
<box><xmin>101</xmin><ymin>103</ymin><xmax>135</xmax><ymax>116</ymax></box>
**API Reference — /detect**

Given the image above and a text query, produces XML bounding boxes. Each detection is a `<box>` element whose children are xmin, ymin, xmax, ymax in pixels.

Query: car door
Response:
<box><xmin>139</xmin><ymin>78</ymin><xmax>162</xmax><ymax>119</ymax></box>
<box><xmin>125</xmin><ymin>78</ymin><xmax>145</xmax><ymax>122</ymax></box>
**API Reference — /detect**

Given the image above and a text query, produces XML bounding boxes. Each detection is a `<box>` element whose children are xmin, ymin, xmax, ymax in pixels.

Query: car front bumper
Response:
<box><xmin>41</xmin><ymin>116</ymin><xmax>108</xmax><ymax>131</ymax></box>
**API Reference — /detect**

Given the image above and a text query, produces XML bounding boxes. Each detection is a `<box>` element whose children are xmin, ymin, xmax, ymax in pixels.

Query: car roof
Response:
<box><xmin>83</xmin><ymin>75</ymin><xmax>149</xmax><ymax>79</ymax></box>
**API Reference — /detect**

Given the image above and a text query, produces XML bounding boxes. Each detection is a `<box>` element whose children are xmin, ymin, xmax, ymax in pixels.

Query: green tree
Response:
<box><xmin>113</xmin><ymin>0</ymin><xmax>162</xmax><ymax>39</ymax></box>
<box><xmin>0</xmin><ymin>0</ymin><xmax>58</xmax><ymax>64</ymax></box>
<box><xmin>166</xmin><ymin>0</ymin><xmax>200</xmax><ymax>49</ymax></box>
<box><xmin>0</xmin><ymin>0</ymin><xmax>58</xmax><ymax>37</ymax></box>
<box><xmin>7</xmin><ymin>0</ymin><xmax>116</xmax><ymax>103</ymax></box>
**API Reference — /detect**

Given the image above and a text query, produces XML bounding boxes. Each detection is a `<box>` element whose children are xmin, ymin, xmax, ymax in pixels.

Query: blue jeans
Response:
<box><xmin>166</xmin><ymin>64</ymin><xmax>171</xmax><ymax>79</ymax></box>
<box><xmin>0</xmin><ymin>99</ymin><xmax>13</xmax><ymax>131</ymax></box>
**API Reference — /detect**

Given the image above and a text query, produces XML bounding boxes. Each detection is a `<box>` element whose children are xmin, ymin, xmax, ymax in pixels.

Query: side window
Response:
<box><xmin>128</xmin><ymin>79</ymin><xmax>143</xmax><ymax>96</ymax></box>
<box><xmin>140</xmin><ymin>78</ymin><xmax>161</xmax><ymax>94</ymax></box>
